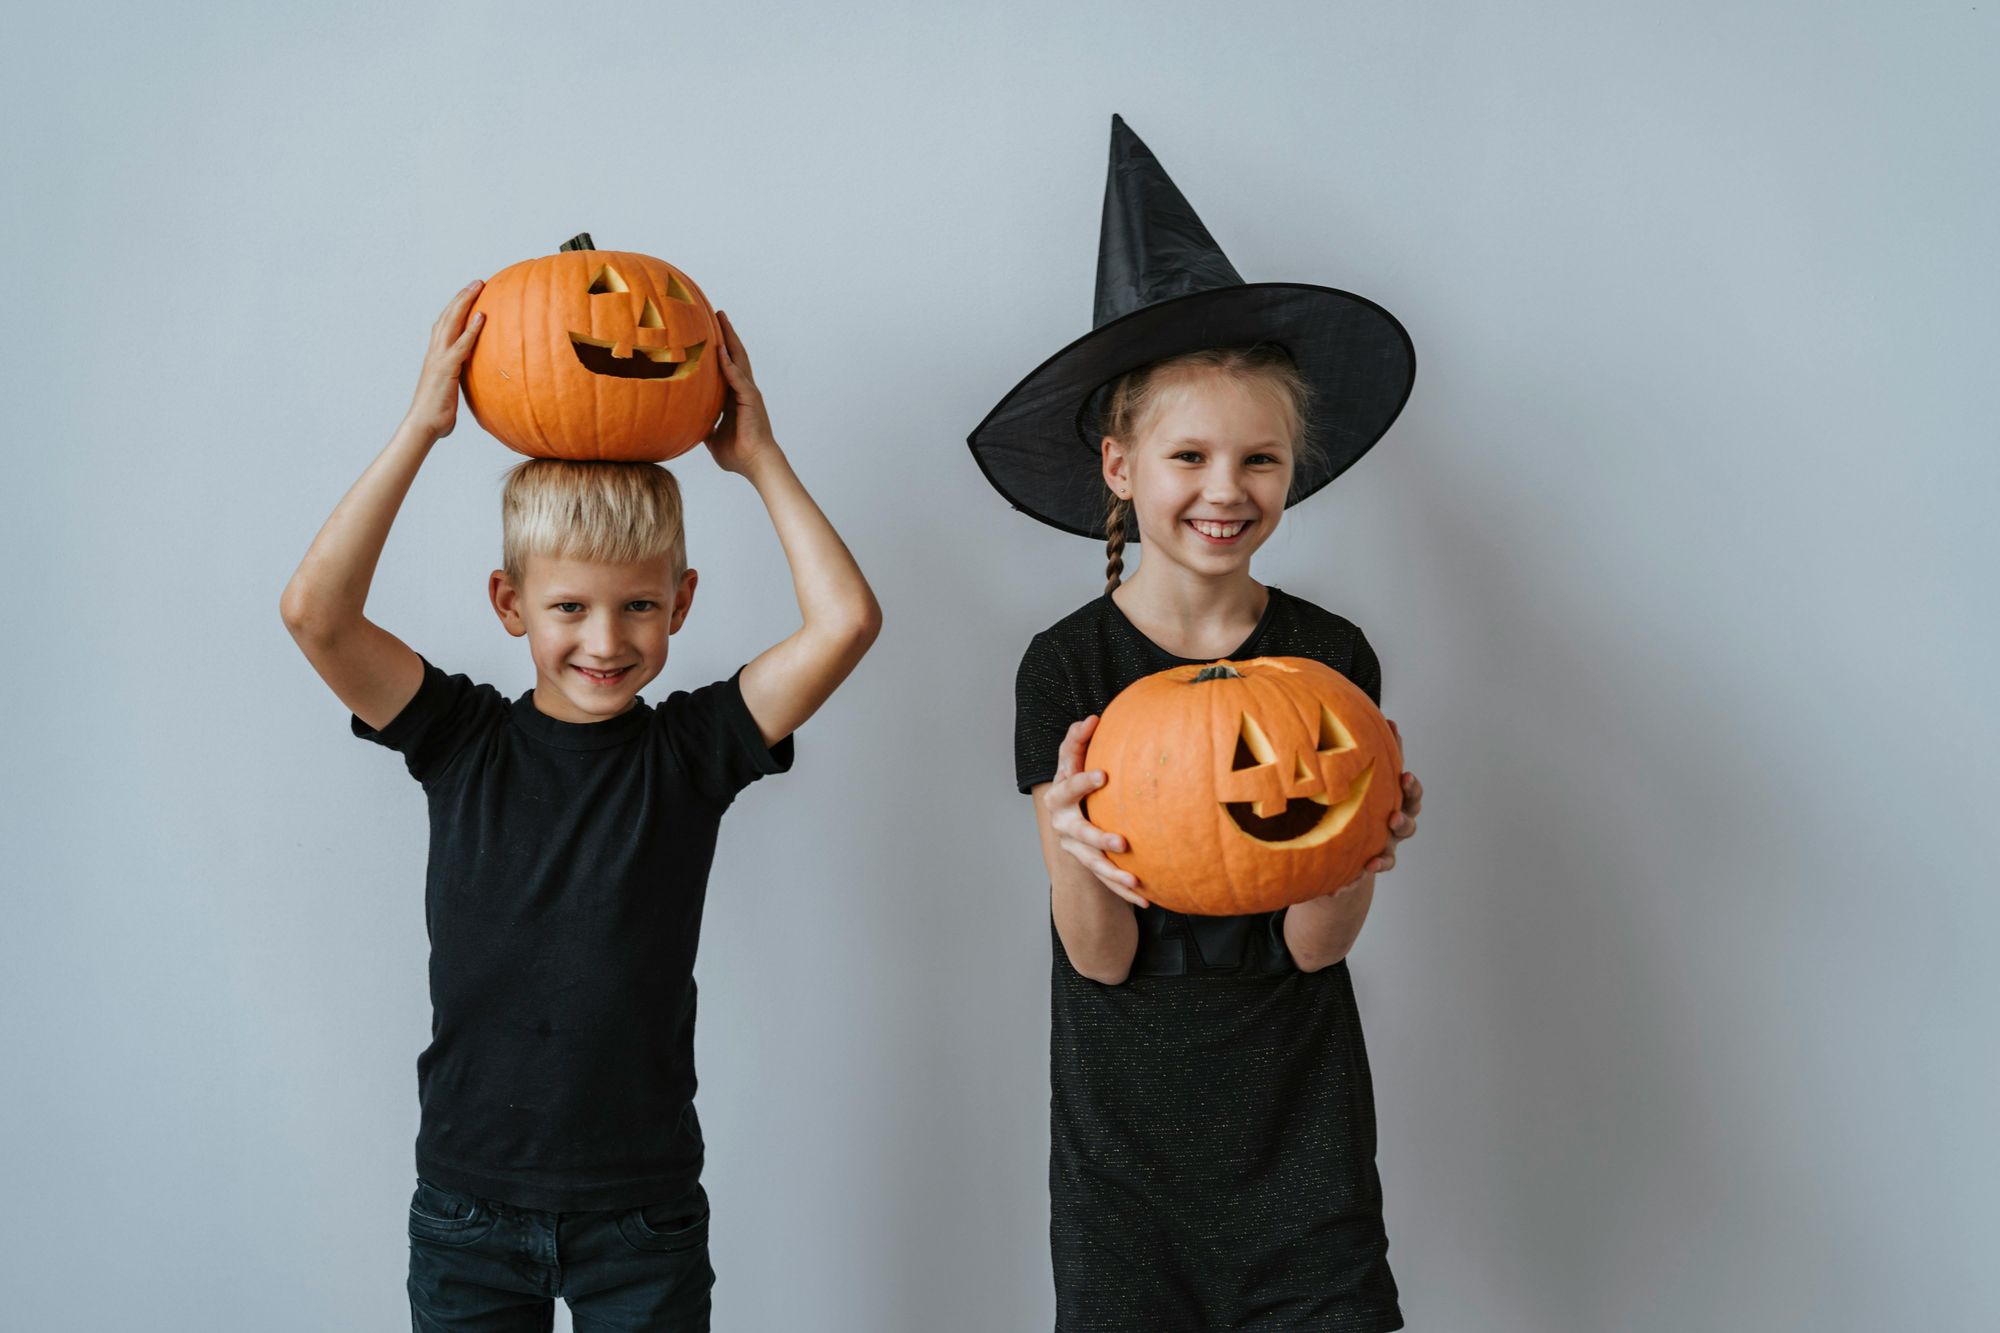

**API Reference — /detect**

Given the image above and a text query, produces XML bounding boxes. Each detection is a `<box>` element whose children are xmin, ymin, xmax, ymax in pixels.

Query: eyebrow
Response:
<box><xmin>1165</xmin><ymin>437</ymin><xmax>1287</xmax><ymax>450</ymax></box>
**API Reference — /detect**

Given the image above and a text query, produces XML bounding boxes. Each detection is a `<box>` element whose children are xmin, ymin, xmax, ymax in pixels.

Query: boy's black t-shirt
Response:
<box><xmin>1014</xmin><ymin>587</ymin><xmax>1404</xmax><ymax>1332</ymax></box>
<box><xmin>352</xmin><ymin>656</ymin><xmax>792</xmax><ymax>1212</ymax></box>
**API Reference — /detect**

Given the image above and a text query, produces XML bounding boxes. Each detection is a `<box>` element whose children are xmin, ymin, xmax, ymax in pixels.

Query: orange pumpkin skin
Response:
<box><xmin>463</xmin><ymin>247</ymin><xmax>726</xmax><ymax>462</ymax></box>
<box><xmin>1082</xmin><ymin>656</ymin><xmax>1403</xmax><ymax>917</ymax></box>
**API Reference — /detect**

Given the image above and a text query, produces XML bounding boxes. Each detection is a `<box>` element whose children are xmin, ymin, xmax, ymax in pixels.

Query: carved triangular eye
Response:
<box><xmin>1317</xmin><ymin>705</ymin><xmax>1356</xmax><ymax>753</ymax></box>
<box><xmin>637</xmin><ymin>298</ymin><xmax>665</xmax><ymax>329</ymax></box>
<box><xmin>587</xmin><ymin>265</ymin><xmax>629</xmax><ymax>295</ymax></box>
<box><xmin>1231</xmin><ymin>714</ymin><xmax>1275</xmax><ymax>770</ymax></box>
<box><xmin>664</xmin><ymin>273</ymin><xmax>695</xmax><ymax>303</ymax></box>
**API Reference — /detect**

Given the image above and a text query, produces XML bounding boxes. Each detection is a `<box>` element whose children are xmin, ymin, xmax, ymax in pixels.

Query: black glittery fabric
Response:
<box><xmin>1015</xmin><ymin>588</ymin><xmax>1404</xmax><ymax>1332</ymax></box>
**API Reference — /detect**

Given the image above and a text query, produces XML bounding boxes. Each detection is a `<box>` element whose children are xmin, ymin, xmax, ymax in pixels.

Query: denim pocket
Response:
<box><xmin>408</xmin><ymin>1177</ymin><xmax>495</xmax><ymax>1246</ymax></box>
<box><xmin>616</xmin><ymin>1184</ymin><xmax>710</xmax><ymax>1254</ymax></box>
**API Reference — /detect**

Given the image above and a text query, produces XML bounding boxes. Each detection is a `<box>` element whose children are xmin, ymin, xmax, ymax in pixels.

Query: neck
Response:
<box><xmin>531</xmin><ymin>679</ymin><xmax>638</xmax><ymax>724</ymax></box>
<box><xmin>1114</xmin><ymin>563</ymin><xmax>1267</xmax><ymax>635</ymax></box>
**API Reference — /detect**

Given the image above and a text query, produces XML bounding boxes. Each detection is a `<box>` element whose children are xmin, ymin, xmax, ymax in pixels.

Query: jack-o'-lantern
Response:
<box><xmin>1082</xmin><ymin>656</ymin><xmax>1402</xmax><ymax>916</ymax></box>
<box><xmin>462</xmin><ymin>233</ymin><xmax>726</xmax><ymax>462</ymax></box>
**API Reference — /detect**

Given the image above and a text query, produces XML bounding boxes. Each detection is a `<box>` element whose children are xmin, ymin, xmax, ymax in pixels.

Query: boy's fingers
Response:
<box><xmin>718</xmin><ymin>310</ymin><xmax>751</xmax><ymax>369</ymax></box>
<box><xmin>450</xmin><ymin>313</ymin><xmax>486</xmax><ymax>353</ymax></box>
<box><xmin>436</xmin><ymin>281</ymin><xmax>481</xmax><ymax>330</ymax></box>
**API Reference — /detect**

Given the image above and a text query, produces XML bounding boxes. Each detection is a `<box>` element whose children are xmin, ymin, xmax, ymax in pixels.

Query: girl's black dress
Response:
<box><xmin>1014</xmin><ymin>587</ymin><xmax>1404</xmax><ymax>1332</ymax></box>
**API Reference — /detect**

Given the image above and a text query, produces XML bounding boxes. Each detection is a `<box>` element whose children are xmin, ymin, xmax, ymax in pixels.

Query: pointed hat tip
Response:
<box><xmin>1108</xmin><ymin>112</ymin><xmax>1148</xmax><ymax>160</ymax></box>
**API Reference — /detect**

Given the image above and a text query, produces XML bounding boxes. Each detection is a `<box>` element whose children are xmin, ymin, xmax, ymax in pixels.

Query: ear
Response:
<box><xmin>1101</xmin><ymin>436</ymin><xmax>1132</xmax><ymax>500</ymax></box>
<box><xmin>668</xmin><ymin>567</ymin><xmax>699</xmax><ymax>634</ymax></box>
<box><xmin>489</xmin><ymin>569</ymin><xmax>528</xmax><ymax>638</ymax></box>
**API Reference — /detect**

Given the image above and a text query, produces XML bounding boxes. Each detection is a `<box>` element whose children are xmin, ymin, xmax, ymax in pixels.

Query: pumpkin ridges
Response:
<box><xmin>511</xmin><ymin>255</ymin><xmax>560</xmax><ymax>457</ymax></box>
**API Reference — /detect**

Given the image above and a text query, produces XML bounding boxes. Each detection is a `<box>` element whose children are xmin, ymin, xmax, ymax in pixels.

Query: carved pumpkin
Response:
<box><xmin>1083</xmin><ymin>656</ymin><xmax>1402</xmax><ymax>916</ymax></box>
<box><xmin>462</xmin><ymin>233</ymin><xmax>726</xmax><ymax>462</ymax></box>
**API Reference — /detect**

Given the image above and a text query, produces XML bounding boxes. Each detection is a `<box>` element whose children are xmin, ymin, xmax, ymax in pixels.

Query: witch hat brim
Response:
<box><xmin>967</xmin><ymin>116</ymin><xmax>1415</xmax><ymax>541</ymax></box>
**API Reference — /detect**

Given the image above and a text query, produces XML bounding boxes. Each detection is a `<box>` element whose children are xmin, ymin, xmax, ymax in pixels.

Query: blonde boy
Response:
<box><xmin>280</xmin><ymin>282</ymin><xmax>879</xmax><ymax>1330</ymax></box>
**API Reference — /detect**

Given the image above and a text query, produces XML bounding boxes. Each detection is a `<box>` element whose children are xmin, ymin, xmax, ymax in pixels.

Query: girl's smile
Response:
<box><xmin>1186</xmin><ymin>517</ymin><xmax>1254</xmax><ymax>544</ymax></box>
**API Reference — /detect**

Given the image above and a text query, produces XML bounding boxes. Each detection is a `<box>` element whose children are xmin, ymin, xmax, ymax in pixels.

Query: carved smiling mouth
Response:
<box><xmin>1224</xmin><ymin>763</ymin><xmax>1375</xmax><ymax>846</ymax></box>
<box><xmin>568</xmin><ymin>337</ymin><xmax>706</xmax><ymax>380</ymax></box>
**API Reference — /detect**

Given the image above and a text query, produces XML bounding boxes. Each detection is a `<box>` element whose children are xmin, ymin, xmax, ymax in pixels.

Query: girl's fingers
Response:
<box><xmin>1105</xmin><ymin>882</ymin><xmax>1151</xmax><ymax>909</ymax></box>
<box><xmin>1064</xmin><ymin>840</ymin><xmax>1114</xmax><ymax>879</ymax></box>
<box><xmin>1057</xmin><ymin>811</ymin><xmax>1125</xmax><ymax>854</ymax></box>
<box><xmin>1053</xmin><ymin>770</ymin><xmax>1107</xmax><ymax>811</ymax></box>
<box><xmin>1057</xmin><ymin>716</ymin><xmax>1099</xmax><ymax>767</ymax></box>
<box><xmin>1062</xmin><ymin>842</ymin><xmax>1146</xmax><ymax>905</ymax></box>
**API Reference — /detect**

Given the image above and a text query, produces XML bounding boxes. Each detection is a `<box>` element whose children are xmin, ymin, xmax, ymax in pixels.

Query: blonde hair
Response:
<box><xmin>1099</xmin><ymin>344</ymin><xmax>1318</xmax><ymax>593</ymax></box>
<box><xmin>500</xmin><ymin>459</ymin><xmax>687</xmax><ymax>587</ymax></box>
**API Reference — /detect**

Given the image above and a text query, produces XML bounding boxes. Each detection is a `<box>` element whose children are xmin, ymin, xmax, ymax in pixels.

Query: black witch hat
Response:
<box><xmin>967</xmin><ymin>115</ymin><xmax>1415</xmax><ymax>540</ymax></box>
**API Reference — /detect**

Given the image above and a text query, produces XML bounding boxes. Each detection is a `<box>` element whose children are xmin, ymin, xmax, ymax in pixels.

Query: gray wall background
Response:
<box><xmin>4</xmin><ymin>2</ymin><xmax>1994</xmax><ymax>1329</ymax></box>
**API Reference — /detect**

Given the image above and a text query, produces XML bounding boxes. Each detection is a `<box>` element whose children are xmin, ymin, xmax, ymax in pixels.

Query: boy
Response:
<box><xmin>280</xmin><ymin>280</ymin><xmax>880</xmax><ymax>1329</ymax></box>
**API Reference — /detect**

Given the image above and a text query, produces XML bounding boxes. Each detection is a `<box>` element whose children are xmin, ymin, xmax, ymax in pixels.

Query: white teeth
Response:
<box><xmin>1190</xmin><ymin>519</ymin><xmax>1248</xmax><ymax>539</ymax></box>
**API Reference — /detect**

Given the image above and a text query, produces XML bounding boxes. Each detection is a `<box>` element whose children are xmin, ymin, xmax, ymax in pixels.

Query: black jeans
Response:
<box><xmin>406</xmin><ymin>1176</ymin><xmax>713</xmax><ymax>1332</ymax></box>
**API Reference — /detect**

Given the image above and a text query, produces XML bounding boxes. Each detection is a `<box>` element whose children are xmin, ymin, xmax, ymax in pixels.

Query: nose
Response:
<box><xmin>1202</xmin><ymin>460</ymin><xmax>1250</xmax><ymax>506</ymax></box>
<box><xmin>582</xmin><ymin>610</ymin><xmax>625</xmax><ymax>660</ymax></box>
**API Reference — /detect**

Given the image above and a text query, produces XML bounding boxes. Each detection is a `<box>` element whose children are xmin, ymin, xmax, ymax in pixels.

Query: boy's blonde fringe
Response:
<box><xmin>500</xmin><ymin>459</ymin><xmax>687</xmax><ymax>586</ymax></box>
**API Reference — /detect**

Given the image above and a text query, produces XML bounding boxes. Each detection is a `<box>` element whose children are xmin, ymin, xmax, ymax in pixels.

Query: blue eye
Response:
<box><xmin>555</xmin><ymin>602</ymin><xmax>583</xmax><ymax>614</ymax></box>
<box><xmin>627</xmin><ymin>600</ymin><xmax>657</xmax><ymax>612</ymax></box>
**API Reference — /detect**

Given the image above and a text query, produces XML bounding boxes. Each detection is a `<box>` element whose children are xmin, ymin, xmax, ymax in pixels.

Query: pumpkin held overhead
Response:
<box><xmin>462</xmin><ymin>234</ymin><xmax>727</xmax><ymax>462</ymax></box>
<box><xmin>1083</xmin><ymin>657</ymin><xmax>1403</xmax><ymax>917</ymax></box>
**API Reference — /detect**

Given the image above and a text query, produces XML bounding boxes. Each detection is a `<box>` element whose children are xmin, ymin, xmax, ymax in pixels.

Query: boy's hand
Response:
<box><xmin>703</xmin><ymin>310</ymin><xmax>777</xmax><ymax>474</ymax></box>
<box><xmin>405</xmin><ymin>280</ymin><xmax>486</xmax><ymax>441</ymax></box>
<box><xmin>1044</xmin><ymin>715</ymin><xmax>1151</xmax><ymax>909</ymax></box>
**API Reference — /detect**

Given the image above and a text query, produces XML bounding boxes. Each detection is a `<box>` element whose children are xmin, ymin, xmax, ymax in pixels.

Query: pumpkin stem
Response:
<box><xmin>1192</xmin><ymin>664</ymin><xmax>1242</xmax><ymax>683</ymax></box>
<box><xmin>560</xmin><ymin>233</ymin><xmax>596</xmax><ymax>252</ymax></box>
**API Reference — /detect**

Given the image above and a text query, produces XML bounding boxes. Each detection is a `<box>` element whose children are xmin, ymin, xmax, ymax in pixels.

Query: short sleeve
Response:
<box><xmin>1347</xmin><ymin>626</ymin><xmax>1383</xmax><ymax>707</ymax></box>
<box><xmin>349</xmin><ymin>655</ymin><xmax>506</xmax><ymax>787</ymax></box>
<box><xmin>1014</xmin><ymin>631</ymin><xmax>1082</xmax><ymax>794</ymax></box>
<box><xmin>656</xmin><ymin>666</ymin><xmax>795</xmax><ymax>808</ymax></box>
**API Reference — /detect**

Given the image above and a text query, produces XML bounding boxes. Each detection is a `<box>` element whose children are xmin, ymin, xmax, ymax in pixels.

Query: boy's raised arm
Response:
<box><xmin>707</xmin><ymin>311</ymin><xmax>882</xmax><ymax>747</ymax></box>
<box><xmin>280</xmin><ymin>281</ymin><xmax>486</xmax><ymax>731</ymax></box>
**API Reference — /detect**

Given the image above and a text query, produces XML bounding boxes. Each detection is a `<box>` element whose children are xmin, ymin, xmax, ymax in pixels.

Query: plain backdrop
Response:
<box><xmin>3</xmin><ymin>2</ymin><xmax>1994</xmax><ymax>1329</ymax></box>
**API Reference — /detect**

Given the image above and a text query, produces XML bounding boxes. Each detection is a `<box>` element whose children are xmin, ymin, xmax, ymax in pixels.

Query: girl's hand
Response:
<box><xmin>1042</xmin><ymin>715</ymin><xmax>1151</xmax><ymax>909</ymax></box>
<box><xmin>405</xmin><ymin>280</ymin><xmax>485</xmax><ymax>441</ymax></box>
<box><xmin>703</xmin><ymin>310</ymin><xmax>777</xmax><ymax>474</ymax></box>
<box><xmin>1365</xmin><ymin>718</ymin><xmax>1421</xmax><ymax>877</ymax></box>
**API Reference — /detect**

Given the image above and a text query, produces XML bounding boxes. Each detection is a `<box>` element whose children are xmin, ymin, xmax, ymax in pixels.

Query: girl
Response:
<box><xmin>972</xmin><ymin>118</ymin><xmax>1423</xmax><ymax>1331</ymax></box>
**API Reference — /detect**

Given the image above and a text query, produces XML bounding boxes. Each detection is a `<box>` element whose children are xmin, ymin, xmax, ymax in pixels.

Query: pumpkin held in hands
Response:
<box><xmin>463</xmin><ymin>234</ymin><xmax>726</xmax><ymax>462</ymax></box>
<box><xmin>1082</xmin><ymin>657</ymin><xmax>1403</xmax><ymax>916</ymax></box>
